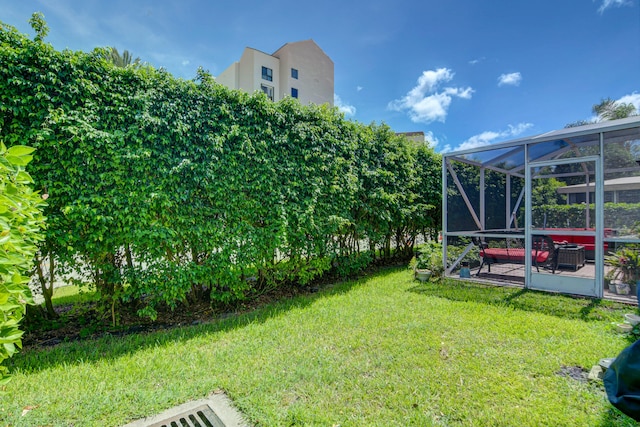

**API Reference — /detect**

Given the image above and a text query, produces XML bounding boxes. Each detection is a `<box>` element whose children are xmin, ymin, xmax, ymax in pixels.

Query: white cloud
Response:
<box><xmin>424</xmin><ymin>131</ymin><xmax>440</xmax><ymax>149</ymax></box>
<box><xmin>181</xmin><ymin>60</ymin><xmax>190</xmax><ymax>66</ymax></box>
<box><xmin>498</xmin><ymin>72</ymin><xmax>522</xmax><ymax>87</ymax></box>
<box><xmin>334</xmin><ymin>94</ymin><xmax>356</xmax><ymax>116</ymax></box>
<box><xmin>388</xmin><ymin>68</ymin><xmax>474</xmax><ymax>124</ymax></box>
<box><xmin>357</xmin><ymin>86</ymin><xmax>364</xmax><ymax>92</ymax></box>
<box><xmin>457</xmin><ymin>123</ymin><xmax>534</xmax><ymax>151</ymax></box>
<box><xmin>596</xmin><ymin>0</ymin><xmax>634</xmax><ymax>13</ymax></box>
<box><xmin>468</xmin><ymin>57</ymin><xmax>485</xmax><ymax>65</ymax></box>
<box><xmin>617</xmin><ymin>92</ymin><xmax>640</xmax><ymax>114</ymax></box>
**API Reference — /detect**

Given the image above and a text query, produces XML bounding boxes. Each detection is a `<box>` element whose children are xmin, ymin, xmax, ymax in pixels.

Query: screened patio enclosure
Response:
<box><xmin>442</xmin><ymin>116</ymin><xmax>640</xmax><ymax>301</ymax></box>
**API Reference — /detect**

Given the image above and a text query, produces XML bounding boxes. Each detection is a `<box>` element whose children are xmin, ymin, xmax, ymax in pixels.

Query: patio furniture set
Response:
<box><xmin>474</xmin><ymin>229</ymin><xmax>610</xmax><ymax>275</ymax></box>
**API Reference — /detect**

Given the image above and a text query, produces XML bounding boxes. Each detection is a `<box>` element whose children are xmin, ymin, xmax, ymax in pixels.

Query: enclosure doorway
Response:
<box><xmin>527</xmin><ymin>156</ymin><xmax>601</xmax><ymax>297</ymax></box>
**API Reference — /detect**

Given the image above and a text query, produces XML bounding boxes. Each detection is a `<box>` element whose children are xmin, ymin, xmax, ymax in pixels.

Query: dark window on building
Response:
<box><xmin>262</xmin><ymin>66</ymin><xmax>273</xmax><ymax>81</ymax></box>
<box><xmin>291</xmin><ymin>88</ymin><xmax>298</xmax><ymax>98</ymax></box>
<box><xmin>604</xmin><ymin>191</ymin><xmax>615</xmax><ymax>203</ymax></box>
<box><xmin>619</xmin><ymin>190</ymin><xmax>640</xmax><ymax>203</ymax></box>
<box><xmin>291</xmin><ymin>68</ymin><xmax>298</xmax><ymax>79</ymax></box>
<box><xmin>569</xmin><ymin>193</ymin><xmax>589</xmax><ymax>204</ymax></box>
<box><xmin>261</xmin><ymin>84</ymin><xmax>274</xmax><ymax>101</ymax></box>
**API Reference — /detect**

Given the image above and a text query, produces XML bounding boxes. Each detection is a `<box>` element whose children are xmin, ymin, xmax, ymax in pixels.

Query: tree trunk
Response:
<box><xmin>385</xmin><ymin>235</ymin><xmax>392</xmax><ymax>258</ymax></box>
<box><xmin>125</xmin><ymin>244</ymin><xmax>134</xmax><ymax>269</ymax></box>
<box><xmin>34</xmin><ymin>253</ymin><xmax>58</xmax><ymax>319</ymax></box>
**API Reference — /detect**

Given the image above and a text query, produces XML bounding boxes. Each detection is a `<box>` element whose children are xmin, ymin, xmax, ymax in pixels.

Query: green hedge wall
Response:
<box><xmin>533</xmin><ymin>203</ymin><xmax>640</xmax><ymax>231</ymax></box>
<box><xmin>0</xmin><ymin>17</ymin><xmax>442</xmax><ymax>319</ymax></box>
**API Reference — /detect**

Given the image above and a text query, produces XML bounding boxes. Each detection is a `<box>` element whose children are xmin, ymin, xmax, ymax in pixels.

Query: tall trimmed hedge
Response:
<box><xmin>0</xmin><ymin>16</ymin><xmax>441</xmax><ymax>319</ymax></box>
<box><xmin>533</xmin><ymin>203</ymin><xmax>640</xmax><ymax>231</ymax></box>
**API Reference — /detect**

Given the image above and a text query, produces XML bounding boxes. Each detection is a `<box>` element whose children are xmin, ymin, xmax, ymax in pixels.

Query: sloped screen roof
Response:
<box><xmin>445</xmin><ymin>116</ymin><xmax>640</xmax><ymax>172</ymax></box>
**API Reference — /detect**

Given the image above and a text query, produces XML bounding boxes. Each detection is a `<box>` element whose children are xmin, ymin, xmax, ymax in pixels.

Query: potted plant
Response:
<box><xmin>605</xmin><ymin>270</ymin><xmax>617</xmax><ymax>293</ymax></box>
<box><xmin>605</xmin><ymin>245</ymin><xmax>640</xmax><ymax>295</ymax></box>
<box><xmin>409</xmin><ymin>241</ymin><xmax>444</xmax><ymax>282</ymax></box>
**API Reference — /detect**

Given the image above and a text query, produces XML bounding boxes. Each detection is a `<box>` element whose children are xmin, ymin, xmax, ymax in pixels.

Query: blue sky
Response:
<box><xmin>1</xmin><ymin>0</ymin><xmax>638</xmax><ymax>153</ymax></box>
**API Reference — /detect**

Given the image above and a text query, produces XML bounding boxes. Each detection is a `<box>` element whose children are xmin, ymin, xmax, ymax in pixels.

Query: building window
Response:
<box><xmin>291</xmin><ymin>88</ymin><xmax>298</xmax><ymax>98</ymax></box>
<box><xmin>261</xmin><ymin>84</ymin><xmax>274</xmax><ymax>101</ymax></box>
<box><xmin>604</xmin><ymin>191</ymin><xmax>615</xmax><ymax>203</ymax></box>
<box><xmin>261</xmin><ymin>66</ymin><xmax>273</xmax><ymax>81</ymax></box>
<box><xmin>619</xmin><ymin>190</ymin><xmax>640</xmax><ymax>203</ymax></box>
<box><xmin>291</xmin><ymin>68</ymin><xmax>298</xmax><ymax>79</ymax></box>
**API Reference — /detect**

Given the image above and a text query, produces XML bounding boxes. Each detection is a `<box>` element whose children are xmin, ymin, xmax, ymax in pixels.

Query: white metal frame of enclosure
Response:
<box><xmin>442</xmin><ymin>116</ymin><xmax>640</xmax><ymax>298</ymax></box>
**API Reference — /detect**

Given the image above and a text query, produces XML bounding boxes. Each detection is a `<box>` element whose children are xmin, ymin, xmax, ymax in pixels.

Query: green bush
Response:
<box><xmin>332</xmin><ymin>252</ymin><xmax>374</xmax><ymax>278</ymax></box>
<box><xmin>0</xmin><ymin>142</ymin><xmax>45</xmax><ymax>387</ymax></box>
<box><xmin>533</xmin><ymin>203</ymin><xmax>640</xmax><ymax>231</ymax></box>
<box><xmin>0</xmin><ymin>16</ymin><xmax>442</xmax><ymax>319</ymax></box>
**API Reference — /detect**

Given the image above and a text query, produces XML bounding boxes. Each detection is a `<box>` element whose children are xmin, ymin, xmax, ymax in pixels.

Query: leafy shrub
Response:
<box><xmin>0</xmin><ymin>17</ymin><xmax>442</xmax><ymax>321</ymax></box>
<box><xmin>332</xmin><ymin>252</ymin><xmax>374</xmax><ymax>278</ymax></box>
<box><xmin>0</xmin><ymin>143</ymin><xmax>45</xmax><ymax>387</ymax></box>
<box><xmin>533</xmin><ymin>203</ymin><xmax>640</xmax><ymax>231</ymax></box>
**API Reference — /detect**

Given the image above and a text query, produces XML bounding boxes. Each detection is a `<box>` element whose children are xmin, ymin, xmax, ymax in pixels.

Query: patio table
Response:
<box><xmin>556</xmin><ymin>244</ymin><xmax>585</xmax><ymax>271</ymax></box>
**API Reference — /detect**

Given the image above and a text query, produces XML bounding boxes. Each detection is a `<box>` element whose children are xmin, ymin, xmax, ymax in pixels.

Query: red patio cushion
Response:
<box><xmin>481</xmin><ymin>248</ymin><xmax>549</xmax><ymax>263</ymax></box>
<box><xmin>550</xmin><ymin>228</ymin><xmax>610</xmax><ymax>252</ymax></box>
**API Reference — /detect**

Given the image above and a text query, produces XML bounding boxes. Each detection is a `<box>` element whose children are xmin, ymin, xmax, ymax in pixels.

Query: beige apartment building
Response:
<box><xmin>216</xmin><ymin>39</ymin><xmax>334</xmax><ymax>106</ymax></box>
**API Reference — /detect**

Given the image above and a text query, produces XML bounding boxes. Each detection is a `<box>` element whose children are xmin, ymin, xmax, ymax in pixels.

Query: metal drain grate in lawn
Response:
<box><xmin>147</xmin><ymin>404</ymin><xmax>223</xmax><ymax>427</ymax></box>
<box><xmin>123</xmin><ymin>393</ymin><xmax>248</xmax><ymax>427</ymax></box>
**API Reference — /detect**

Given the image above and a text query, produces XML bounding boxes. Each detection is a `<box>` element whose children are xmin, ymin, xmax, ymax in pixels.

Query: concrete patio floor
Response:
<box><xmin>449</xmin><ymin>261</ymin><xmax>638</xmax><ymax>305</ymax></box>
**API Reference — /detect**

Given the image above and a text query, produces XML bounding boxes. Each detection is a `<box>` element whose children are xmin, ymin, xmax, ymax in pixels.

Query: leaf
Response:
<box><xmin>0</xmin><ymin>330</ymin><xmax>23</xmax><ymax>344</ymax></box>
<box><xmin>4</xmin><ymin>183</ymin><xmax>17</xmax><ymax>195</ymax></box>
<box><xmin>3</xmin><ymin>342</ymin><xmax>16</xmax><ymax>357</ymax></box>
<box><xmin>5</xmin><ymin>154</ymin><xmax>32</xmax><ymax>166</ymax></box>
<box><xmin>14</xmin><ymin>170</ymin><xmax>34</xmax><ymax>184</ymax></box>
<box><xmin>6</xmin><ymin>145</ymin><xmax>36</xmax><ymax>157</ymax></box>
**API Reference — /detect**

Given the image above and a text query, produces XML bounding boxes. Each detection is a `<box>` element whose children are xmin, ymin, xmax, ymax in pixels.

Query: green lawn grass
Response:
<box><xmin>3</xmin><ymin>268</ymin><xmax>638</xmax><ymax>426</ymax></box>
<box><xmin>50</xmin><ymin>284</ymin><xmax>99</xmax><ymax>305</ymax></box>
